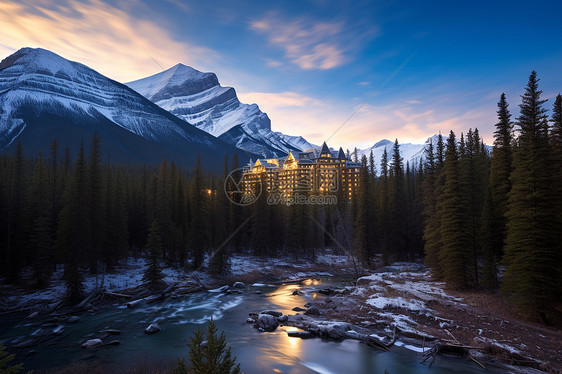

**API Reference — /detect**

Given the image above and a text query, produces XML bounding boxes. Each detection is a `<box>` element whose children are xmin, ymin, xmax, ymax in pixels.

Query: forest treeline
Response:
<box><xmin>0</xmin><ymin>71</ymin><xmax>560</xmax><ymax>321</ymax></box>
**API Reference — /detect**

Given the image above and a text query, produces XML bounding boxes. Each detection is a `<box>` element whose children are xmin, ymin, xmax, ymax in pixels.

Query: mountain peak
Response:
<box><xmin>372</xmin><ymin>139</ymin><xmax>393</xmax><ymax>148</ymax></box>
<box><xmin>0</xmin><ymin>47</ymin><xmax>78</xmax><ymax>77</ymax></box>
<box><xmin>127</xmin><ymin>63</ymin><xmax>219</xmax><ymax>101</ymax></box>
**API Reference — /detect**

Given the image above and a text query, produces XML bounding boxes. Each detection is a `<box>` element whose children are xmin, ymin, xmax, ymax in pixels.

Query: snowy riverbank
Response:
<box><xmin>1</xmin><ymin>252</ymin><xmax>561</xmax><ymax>373</ymax></box>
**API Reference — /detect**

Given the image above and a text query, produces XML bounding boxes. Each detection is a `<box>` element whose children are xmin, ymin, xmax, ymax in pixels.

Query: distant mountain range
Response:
<box><xmin>127</xmin><ymin>64</ymin><xmax>315</xmax><ymax>158</ymax></box>
<box><xmin>0</xmin><ymin>48</ymin><xmax>253</xmax><ymax>170</ymax></box>
<box><xmin>0</xmin><ymin>47</ymin><xmax>488</xmax><ymax>171</ymax></box>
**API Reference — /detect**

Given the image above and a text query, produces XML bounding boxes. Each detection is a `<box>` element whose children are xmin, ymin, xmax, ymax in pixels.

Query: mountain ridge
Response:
<box><xmin>0</xmin><ymin>47</ymin><xmax>254</xmax><ymax>170</ymax></box>
<box><xmin>127</xmin><ymin>64</ymin><xmax>315</xmax><ymax>158</ymax></box>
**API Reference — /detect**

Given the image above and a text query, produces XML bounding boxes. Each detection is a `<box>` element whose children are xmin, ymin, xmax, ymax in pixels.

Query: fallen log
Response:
<box><xmin>75</xmin><ymin>291</ymin><xmax>99</xmax><ymax>310</ymax></box>
<box><xmin>104</xmin><ymin>291</ymin><xmax>133</xmax><ymax>298</ymax></box>
<box><xmin>126</xmin><ymin>298</ymin><xmax>147</xmax><ymax>308</ymax></box>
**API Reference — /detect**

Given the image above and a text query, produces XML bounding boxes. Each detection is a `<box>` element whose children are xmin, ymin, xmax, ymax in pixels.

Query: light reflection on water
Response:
<box><xmin>0</xmin><ymin>279</ymin><xmax>496</xmax><ymax>373</ymax></box>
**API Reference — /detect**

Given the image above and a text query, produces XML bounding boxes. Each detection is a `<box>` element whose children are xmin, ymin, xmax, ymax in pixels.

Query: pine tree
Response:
<box><xmin>188</xmin><ymin>318</ymin><xmax>240</xmax><ymax>374</ymax></box>
<box><xmin>4</xmin><ymin>143</ymin><xmax>27</xmax><ymax>283</ymax></box>
<box><xmin>209</xmin><ymin>155</ymin><xmax>230</xmax><ymax>274</ymax></box>
<box><xmin>503</xmin><ymin>72</ymin><xmax>560</xmax><ymax>320</ymax></box>
<box><xmin>104</xmin><ymin>167</ymin><xmax>129</xmax><ymax>268</ymax></box>
<box><xmin>29</xmin><ymin>153</ymin><xmax>54</xmax><ymax>288</ymax></box>
<box><xmin>87</xmin><ymin>133</ymin><xmax>105</xmax><ymax>274</ymax></box>
<box><xmin>422</xmin><ymin>140</ymin><xmax>443</xmax><ymax>277</ymax></box>
<box><xmin>0</xmin><ymin>344</ymin><xmax>27</xmax><ymax>374</ymax></box>
<box><xmin>387</xmin><ymin>140</ymin><xmax>408</xmax><ymax>260</ymax></box>
<box><xmin>481</xmin><ymin>93</ymin><xmax>513</xmax><ymax>289</ymax></box>
<box><xmin>461</xmin><ymin>128</ymin><xmax>488</xmax><ymax>284</ymax></box>
<box><xmin>378</xmin><ymin>148</ymin><xmax>390</xmax><ymax>262</ymax></box>
<box><xmin>438</xmin><ymin>131</ymin><xmax>471</xmax><ymax>289</ymax></box>
<box><xmin>190</xmin><ymin>155</ymin><xmax>209</xmax><ymax>269</ymax></box>
<box><xmin>57</xmin><ymin>141</ymin><xmax>88</xmax><ymax>301</ymax></box>
<box><xmin>143</xmin><ymin>220</ymin><xmax>164</xmax><ymax>289</ymax></box>
<box><xmin>353</xmin><ymin>155</ymin><xmax>370</xmax><ymax>266</ymax></box>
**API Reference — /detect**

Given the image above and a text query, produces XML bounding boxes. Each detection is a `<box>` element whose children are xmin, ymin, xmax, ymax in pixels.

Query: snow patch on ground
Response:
<box><xmin>366</xmin><ymin>295</ymin><xmax>426</xmax><ymax>311</ymax></box>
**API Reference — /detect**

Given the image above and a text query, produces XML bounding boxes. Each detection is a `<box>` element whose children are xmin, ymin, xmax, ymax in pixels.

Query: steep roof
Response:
<box><xmin>319</xmin><ymin>141</ymin><xmax>332</xmax><ymax>157</ymax></box>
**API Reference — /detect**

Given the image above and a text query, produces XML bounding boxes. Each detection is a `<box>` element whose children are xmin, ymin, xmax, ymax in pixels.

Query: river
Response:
<box><xmin>1</xmin><ymin>279</ymin><xmax>498</xmax><ymax>373</ymax></box>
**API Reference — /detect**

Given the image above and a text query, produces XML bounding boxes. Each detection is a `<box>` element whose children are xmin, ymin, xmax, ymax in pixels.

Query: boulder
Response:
<box><xmin>292</xmin><ymin>307</ymin><xmax>306</xmax><ymax>312</ymax></box>
<box><xmin>257</xmin><ymin>314</ymin><xmax>279</xmax><ymax>332</ymax></box>
<box><xmin>81</xmin><ymin>339</ymin><xmax>103</xmax><ymax>349</ymax></box>
<box><xmin>287</xmin><ymin>331</ymin><xmax>313</xmax><ymax>339</ymax></box>
<box><xmin>260</xmin><ymin>310</ymin><xmax>282</xmax><ymax>317</ymax></box>
<box><xmin>233</xmin><ymin>282</ymin><xmax>245</xmax><ymax>289</ymax></box>
<box><xmin>145</xmin><ymin>323</ymin><xmax>161</xmax><ymax>334</ymax></box>
<box><xmin>246</xmin><ymin>317</ymin><xmax>255</xmax><ymax>323</ymax></box>
<box><xmin>292</xmin><ymin>289</ymin><xmax>301</xmax><ymax>295</ymax></box>
<box><xmin>304</xmin><ymin>306</ymin><xmax>320</xmax><ymax>316</ymax></box>
<box><xmin>318</xmin><ymin>288</ymin><xmax>332</xmax><ymax>295</ymax></box>
<box><xmin>278</xmin><ymin>314</ymin><xmax>289</xmax><ymax>323</ymax></box>
<box><xmin>316</xmin><ymin>322</ymin><xmax>353</xmax><ymax>339</ymax></box>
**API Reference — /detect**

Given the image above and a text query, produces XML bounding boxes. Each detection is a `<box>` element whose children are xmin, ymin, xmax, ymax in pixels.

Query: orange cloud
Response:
<box><xmin>0</xmin><ymin>0</ymin><xmax>219</xmax><ymax>82</ymax></box>
<box><xmin>249</xmin><ymin>13</ymin><xmax>351</xmax><ymax>70</ymax></box>
<box><xmin>238</xmin><ymin>91</ymin><xmax>497</xmax><ymax>150</ymax></box>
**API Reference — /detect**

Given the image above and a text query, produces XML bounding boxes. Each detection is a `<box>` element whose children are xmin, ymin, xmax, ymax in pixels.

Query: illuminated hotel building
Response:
<box><xmin>241</xmin><ymin>142</ymin><xmax>361</xmax><ymax>199</ymax></box>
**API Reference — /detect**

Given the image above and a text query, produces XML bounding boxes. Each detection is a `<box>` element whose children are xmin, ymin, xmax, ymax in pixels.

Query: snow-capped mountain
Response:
<box><xmin>127</xmin><ymin>64</ymin><xmax>315</xmax><ymax>158</ymax></box>
<box><xmin>359</xmin><ymin>134</ymin><xmax>492</xmax><ymax>173</ymax></box>
<box><xmin>0</xmin><ymin>48</ymin><xmax>251</xmax><ymax>170</ymax></box>
<box><xmin>359</xmin><ymin>138</ymin><xmax>430</xmax><ymax>170</ymax></box>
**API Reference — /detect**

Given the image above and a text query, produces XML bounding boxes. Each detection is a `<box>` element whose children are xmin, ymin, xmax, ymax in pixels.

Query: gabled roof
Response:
<box><xmin>319</xmin><ymin>141</ymin><xmax>332</xmax><ymax>157</ymax></box>
<box><xmin>337</xmin><ymin>147</ymin><xmax>346</xmax><ymax>160</ymax></box>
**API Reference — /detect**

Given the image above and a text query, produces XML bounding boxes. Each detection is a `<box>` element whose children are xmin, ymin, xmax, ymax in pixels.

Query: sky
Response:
<box><xmin>1</xmin><ymin>0</ymin><xmax>562</xmax><ymax>149</ymax></box>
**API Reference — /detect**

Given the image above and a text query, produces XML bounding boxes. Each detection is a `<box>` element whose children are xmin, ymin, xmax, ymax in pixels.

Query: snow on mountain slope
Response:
<box><xmin>0</xmin><ymin>48</ymin><xmax>250</xmax><ymax>169</ymax></box>
<box><xmin>360</xmin><ymin>134</ymin><xmax>491</xmax><ymax>174</ymax></box>
<box><xmin>127</xmin><ymin>64</ymin><xmax>313</xmax><ymax>158</ymax></box>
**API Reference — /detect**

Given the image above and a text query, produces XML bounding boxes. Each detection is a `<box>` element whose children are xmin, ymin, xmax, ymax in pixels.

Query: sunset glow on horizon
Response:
<box><xmin>2</xmin><ymin>0</ymin><xmax>562</xmax><ymax>149</ymax></box>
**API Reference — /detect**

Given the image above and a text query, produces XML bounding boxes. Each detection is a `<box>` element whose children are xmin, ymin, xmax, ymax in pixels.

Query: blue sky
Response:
<box><xmin>2</xmin><ymin>0</ymin><xmax>561</xmax><ymax>149</ymax></box>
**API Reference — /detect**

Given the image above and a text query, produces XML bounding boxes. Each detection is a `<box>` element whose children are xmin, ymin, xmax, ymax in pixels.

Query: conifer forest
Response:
<box><xmin>1</xmin><ymin>71</ymin><xmax>561</xmax><ymax>324</ymax></box>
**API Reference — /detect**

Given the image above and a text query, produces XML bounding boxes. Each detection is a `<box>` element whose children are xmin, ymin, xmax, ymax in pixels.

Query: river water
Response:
<box><xmin>1</xmin><ymin>280</ymin><xmax>497</xmax><ymax>373</ymax></box>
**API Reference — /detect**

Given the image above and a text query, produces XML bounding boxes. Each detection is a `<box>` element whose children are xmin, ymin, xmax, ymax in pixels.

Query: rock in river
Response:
<box><xmin>304</xmin><ymin>306</ymin><xmax>320</xmax><ymax>316</ymax></box>
<box><xmin>257</xmin><ymin>314</ymin><xmax>279</xmax><ymax>332</ymax></box>
<box><xmin>233</xmin><ymin>282</ymin><xmax>245</xmax><ymax>289</ymax></box>
<box><xmin>145</xmin><ymin>323</ymin><xmax>161</xmax><ymax>334</ymax></box>
<box><xmin>81</xmin><ymin>339</ymin><xmax>103</xmax><ymax>349</ymax></box>
<box><xmin>260</xmin><ymin>310</ymin><xmax>282</xmax><ymax>317</ymax></box>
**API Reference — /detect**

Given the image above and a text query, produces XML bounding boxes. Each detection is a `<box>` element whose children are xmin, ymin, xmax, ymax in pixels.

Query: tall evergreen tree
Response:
<box><xmin>387</xmin><ymin>140</ymin><xmax>408</xmax><ymax>260</ymax></box>
<box><xmin>461</xmin><ymin>128</ymin><xmax>488</xmax><ymax>284</ymax></box>
<box><xmin>481</xmin><ymin>93</ymin><xmax>513</xmax><ymax>289</ymax></box>
<box><xmin>190</xmin><ymin>155</ymin><xmax>209</xmax><ymax>269</ymax></box>
<box><xmin>143</xmin><ymin>220</ymin><xmax>164</xmax><ymax>289</ymax></box>
<box><xmin>503</xmin><ymin>72</ymin><xmax>559</xmax><ymax>320</ymax></box>
<box><xmin>378</xmin><ymin>148</ymin><xmax>389</xmax><ymax>261</ymax></box>
<box><xmin>438</xmin><ymin>131</ymin><xmax>472</xmax><ymax>289</ymax></box>
<box><xmin>353</xmin><ymin>155</ymin><xmax>370</xmax><ymax>266</ymax></box>
<box><xmin>422</xmin><ymin>140</ymin><xmax>443</xmax><ymax>277</ymax></box>
<box><xmin>87</xmin><ymin>133</ymin><xmax>105</xmax><ymax>274</ymax></box>
<box><xmin>28</xmin><ymin>153</ymin><xmax>54</xmax><ymax>288</ymax></box>
<box><xmin>57</xmin><ymin>141</ymin><xmax>88</xmax><ymax>301</ymax></box>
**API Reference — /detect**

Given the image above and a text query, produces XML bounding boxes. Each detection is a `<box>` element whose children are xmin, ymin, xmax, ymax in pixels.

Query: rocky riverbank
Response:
<box><xmin>241</xmin><ymin>263</ymin><xmax>561</xmax><ymax>374</ymax></box>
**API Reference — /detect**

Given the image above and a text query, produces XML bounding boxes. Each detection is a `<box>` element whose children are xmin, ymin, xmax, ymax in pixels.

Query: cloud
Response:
<box><xmin>238</xmin><ymin>90</ymin><xmax>497</xmax><ymax>150</ymax></box>
<box><xmin>0</xmin><ymin>0</ymin><xmax>219</xmax><ymax>82</ymax></box>
<box><xmin>249</xmin><ymin>12</ymin><xmax>374</xmax><ymax>70</ymax></box>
